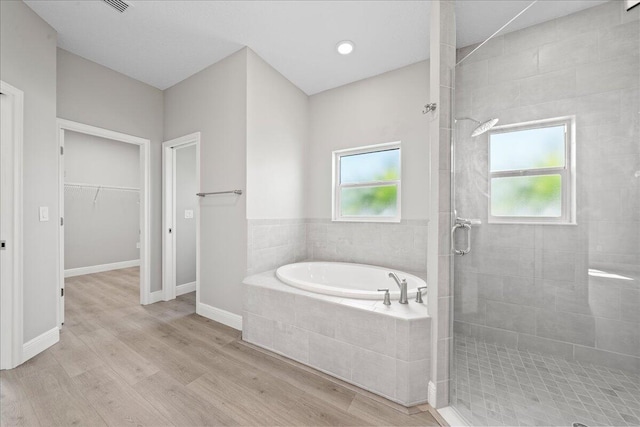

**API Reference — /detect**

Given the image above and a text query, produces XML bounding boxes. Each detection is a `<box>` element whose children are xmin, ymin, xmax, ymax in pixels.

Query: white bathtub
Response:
<box><xmin>276</xmin><ymin>262</ymin><xmax>426</xmax><ymax>300</ymax></box>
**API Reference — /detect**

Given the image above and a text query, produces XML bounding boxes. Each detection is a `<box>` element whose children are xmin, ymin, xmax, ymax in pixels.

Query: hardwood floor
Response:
<box><xmin>1</xmin><ymin>268</ymin><xmax>441</xmax><ymax>426</ymax></box>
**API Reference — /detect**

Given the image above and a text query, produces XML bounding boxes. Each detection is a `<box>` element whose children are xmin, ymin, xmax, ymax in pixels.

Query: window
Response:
<box><xmin>333</xmin><ymin>142</ymin><xmax>401</xmax><ymax>222</ymax></box>
<box><xmin>488</xmin><ymin>117</ymin><xmax>575</xmax><ymax>224</ymax></box>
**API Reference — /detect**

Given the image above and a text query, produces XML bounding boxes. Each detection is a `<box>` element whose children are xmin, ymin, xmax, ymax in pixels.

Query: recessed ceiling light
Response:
<box><xmin>336</xmin><ymin>40</ymin><xmax>355</xmax><ymax>55</ymax></box>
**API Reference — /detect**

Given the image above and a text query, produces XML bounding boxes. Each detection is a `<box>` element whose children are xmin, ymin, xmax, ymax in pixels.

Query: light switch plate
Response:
<box><xmin>185</xmin><ymin>209</ymin><xmax>194</xmax><ymax>219</ymax></box>
<box><xmin>39</xmin><ymin>206</ymin><xmax>49</xmax><ymax>222</ymax></box>
<box><xmin>136</xmin><ymin>242</ymin><xmax>141</xmax><ymax>249</ymax></box>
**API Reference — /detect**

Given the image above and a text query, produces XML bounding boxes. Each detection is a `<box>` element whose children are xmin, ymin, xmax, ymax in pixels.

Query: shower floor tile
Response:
<box><xmin>451</xmin><ymin>334</ymin><xmax>640</xmax><ymax>427</ymax></box>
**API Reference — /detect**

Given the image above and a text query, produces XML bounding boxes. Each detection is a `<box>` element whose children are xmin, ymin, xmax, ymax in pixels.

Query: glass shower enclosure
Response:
<box><xmin>449</xmin><ymin>1</ymin><xmax>640</xmax><ymax>426</ymax></box>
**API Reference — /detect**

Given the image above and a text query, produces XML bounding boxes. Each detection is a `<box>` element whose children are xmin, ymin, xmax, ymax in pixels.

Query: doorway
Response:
<box><xmin>0</xmin><ymin>81</ymin><xmax>24</xmax><ymax>370</ymax></box>
<box><xmin>162</xmin><ymin>133</ymin><xmax>200</xmax><ymax>304</ymax></box>
<box><xmin>57</xmin><ymin>119</ymin><xmax>151</xmax><ymax>326</ymax></box>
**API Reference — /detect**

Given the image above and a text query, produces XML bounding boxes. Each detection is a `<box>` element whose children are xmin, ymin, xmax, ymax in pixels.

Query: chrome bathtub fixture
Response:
<box><xmin>455</xmin><ymin>116</ymin><xmax>499</xmax><ymax>137</ymax></box>
<box><xmin>388</xmin><ymin>272</ymin><xmax>408</xmax><ymax>304</ymax></box>
<box><xmin>378</xmin><ymin>288</ymin><xmax>391</xmax><ymax>306</ymax></box>
<box><xmin>415</xmin><ymin>286</ymin><xmax>427</xmax><ymax>303</ymax></box>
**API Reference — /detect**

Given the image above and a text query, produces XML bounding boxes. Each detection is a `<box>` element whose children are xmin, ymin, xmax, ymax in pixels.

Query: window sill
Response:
<box><xmin>488</xmin><ymin>220</ymin><xmax>577</xmax><ymax>226</ymax></box>
<box><xmin>332</xmin><ymin>217</ymin><xmax>401</xmax><ymax>224</ymax></box>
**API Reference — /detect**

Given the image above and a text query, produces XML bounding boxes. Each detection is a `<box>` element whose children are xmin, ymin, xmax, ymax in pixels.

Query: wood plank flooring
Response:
<box><xmin>1</xmin><ymin>268</ymin><xmax>441</xmax><ymax>426</ymax></box>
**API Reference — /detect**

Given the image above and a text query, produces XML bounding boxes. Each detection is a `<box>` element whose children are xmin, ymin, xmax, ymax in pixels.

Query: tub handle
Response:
<box><xmin>378</xmin><ymin>289</ymin><xmax>391</xmax><ymax>306</ymax></box>
<box><xmin>416</xmin><ymin>286</ymin><xmax>427</xmax><ymax>303</ymax></box>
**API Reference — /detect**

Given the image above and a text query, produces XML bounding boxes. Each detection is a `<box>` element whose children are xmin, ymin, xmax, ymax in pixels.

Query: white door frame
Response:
<box><xmin>162</xmin><ymin>133</ymin><xmax>200</xmax><ymax>302</ymax></box>
<box><xmin>0</xmin><ymin>81</ymin><xmax>24</xmax><ymax>370</ymax></box>
<box><xmin>57</xmin><ymin>119</ymin><xmax>152</xmax><ymax>326</ymax></box>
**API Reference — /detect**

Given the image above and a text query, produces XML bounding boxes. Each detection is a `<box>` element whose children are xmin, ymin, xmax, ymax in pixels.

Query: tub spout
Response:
<box><xmin>388</xmin><ymin>272</ymin><xmax>408</xmax><ymax>304</ymax></box>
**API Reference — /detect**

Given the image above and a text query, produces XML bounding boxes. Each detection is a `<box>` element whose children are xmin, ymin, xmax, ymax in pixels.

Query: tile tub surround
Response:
<box><xmin>247</xmin><ymin>218</ymin><xmax>429</xmax><ymax>279</ymax></box>
<box><xmin>247</xmin><ymin>219</ymin><xmax>307</xmax><ymax>276</ymax></box>
<box><xmin>242</xmin><ymin>271</ymin><xmax>431</xmax><ymax>407</ymax></box>
<box><xmin>306</xmin><ymin>219</ymin><xmax>429</xmax><ymax>279</ymax></box>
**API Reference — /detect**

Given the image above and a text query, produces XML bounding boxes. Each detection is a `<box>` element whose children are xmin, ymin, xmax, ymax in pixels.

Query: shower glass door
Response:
<box><xmin>449</xmin><ymin>2</ymin><xmax>640</xmax><ymax>426</ymax></box>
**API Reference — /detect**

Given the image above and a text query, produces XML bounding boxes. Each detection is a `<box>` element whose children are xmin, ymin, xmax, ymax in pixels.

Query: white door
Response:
<box><xmin>0</xmin><ymin>83</ymin><xmax>23</xmax><ymax>370</ymax></box>
<box><xmin>162</xmin><ymin>133</ymin><xmax>200</xmax><ymax>302</ymax></box>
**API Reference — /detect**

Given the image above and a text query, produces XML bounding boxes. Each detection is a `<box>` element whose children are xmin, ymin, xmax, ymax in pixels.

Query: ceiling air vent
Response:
<box><xmin>102</xmin><ymin>0</ymin><xmax>129</xmax><ymax>13</ymax></box>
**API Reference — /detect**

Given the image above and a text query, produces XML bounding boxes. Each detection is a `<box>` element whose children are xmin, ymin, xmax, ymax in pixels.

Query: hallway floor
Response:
<box><xmin>452</xmin><ymin>334</ymin><xmax>640</xmax><ymax>427</ymax></box>
<box><xmin>1</xmin><ymin>268</ymin><xmax>440</xmax><ymax>426</ymax></box>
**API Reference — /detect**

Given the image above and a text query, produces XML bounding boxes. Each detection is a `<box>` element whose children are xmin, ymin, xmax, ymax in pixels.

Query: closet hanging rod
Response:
<box><xmin>196</xmin><ymin>190</ymin><xmax>243</xmax><ymax>197</ymax></box>
<box><xmin>64</xmin><ymin>182</ymin><xmax>140</xmax><ymax>192</ymax></box>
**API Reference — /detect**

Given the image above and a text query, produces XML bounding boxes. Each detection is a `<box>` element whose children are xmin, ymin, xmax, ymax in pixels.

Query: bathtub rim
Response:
<box><xmin>244</xmin><ymin>269</ymin><xmax>430</xmax><ymax>320</ymax></box>
<box><xmin>276</xmin><ymin>261</ymin><xmax>427</xmax><ymax>300</ymax></box>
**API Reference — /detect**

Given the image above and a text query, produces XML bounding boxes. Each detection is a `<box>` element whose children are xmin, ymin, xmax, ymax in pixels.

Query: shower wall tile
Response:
<box><xmin>620</xmin><ymin>289</ymin><xmax>640</xmax><ymax>324</ymax></box>
<box><xmin>557</xmin><ymin>1</ymin><xmax>622</xmax><ymax>39</ymax></box>
<box><xmin>456</xmin><ymin>36</ymin><xmax>504</xmax><ymax>64</ymax></box>
<box><xmin>488</xmin><ymin>48</ymin><xmax>539</xmax><ymax>84</ymax></box>
<box><xmin>574</xmin><ymin>344</ymin><xmax>640</xmax><ymax>373</ymax></box>
<box><xmin>538</xmin><ymin>31</ymin><xmax>599</xmax><ymax>73</ymax></box>
<box><xmin>516</xmin><ymin>333</ymin><xmax>574</xmax><ymax>359</ymax></box>
<box><xmin>504</xmin><ymin>18</ymin><xmax>557</xmax><ymax>53</ymax></box>
<box><xmin>485</xmin><ymin>300</ymin><xmax>536</xmax><ymax>334</ymax></box>
<box><xmin>598</xmin><ymin>20</ymin><xmax>640</xmax><ymax>61</ymax></box>
<box><xmin>576</xmin><ymin>54</ymin><xmax>640</xmax><ymax>95</ymax></box>
<box><xmin>503</xmin><ymin>276</ymin><xmax>555</xmax><ymax>308</ymax></box>
<box><xmin>596</xmin><ymin>318</ymin><xmax>640</xmax><ymax>358</ymax></box>
<box><xmin>586</xmin><ymin>283</ymin><xmax>620</xmax><ymax>320</ymax></box>
<box><xmin>535</xmin><ymin>309</ymin><xmax>595</xmax><ymax>347</ymax></box>
<box><xmin>453</xmin><ymin>321</ymin><xmax>518</xmax><ymax>349</ymax></box>
<box><xmin>517</xmin><ymin>68</ymin><xmax>576</xmax><ymax>106</ymax></box>
<box><xmin>471</xmin><ymin>81</ymin><xmax>519</xmax><ymax>118</ymax></box>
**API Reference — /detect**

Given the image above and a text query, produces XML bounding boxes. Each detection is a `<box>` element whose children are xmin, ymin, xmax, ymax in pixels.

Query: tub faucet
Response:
<box><xmin>388</xmin><ymin>272</ymin><xmax>408</xmax><ymax>304</ymax></box>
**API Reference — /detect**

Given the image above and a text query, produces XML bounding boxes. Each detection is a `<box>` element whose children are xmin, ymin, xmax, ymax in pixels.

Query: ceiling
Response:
<box><xmin>25</xmin><ymin>0</ymin><xmax>608</xmax><ymax>95</ymax></box>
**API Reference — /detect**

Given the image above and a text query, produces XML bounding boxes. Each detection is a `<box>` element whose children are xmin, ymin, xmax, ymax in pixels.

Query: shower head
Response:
<box><xmin>456</xmin><ymin>117</ymin><xmax>499</xmax><ymax>137</ymax></box>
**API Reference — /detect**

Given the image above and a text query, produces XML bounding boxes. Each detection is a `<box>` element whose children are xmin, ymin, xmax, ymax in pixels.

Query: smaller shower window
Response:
<box><xmin>332</xmin><ymin>142</ymin><xmax>401</xmax><ymax>222</ymax></box>
<box><xmin>488</xmin><ymin>117</ymin><xmax>575</xmax><ymax>224</ymax></box>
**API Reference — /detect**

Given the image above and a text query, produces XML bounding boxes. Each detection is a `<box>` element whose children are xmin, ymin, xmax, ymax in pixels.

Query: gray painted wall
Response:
<box><xmin>454</xmin><ymin>1</ymin><xmax>640</xmax><ymax>371</ymax></box>
<box><xmin>307</xmin><ymin>60</ymin><xmax>430</xmax><ymax>221</ymax></box>
<box><xmin>175</xmin><ymin>144</ymin><xmax>197</xmax><ymax>286</ymax></box>
<box><xmin>0</xmin><ymin>0</ymin><xmax>58</xmax><ymax>342</ymax></box>
<box><xmin>246</xmin><ymin>49</ymin><xmax>308</xmax><ymax>220</ymax></box>
<box><xmin>57</xmin><ymin>48</ymin><xmax>164</xmax><ymax>292</ymax></box>
<box><xmin>164</xmin><ymin>48</ymin><xmax>248</xmax><ymax>315</ymax></box>
<box><xmin>64</xmin><ymin>131</ymin><xmax>140</xmax><ymax>269</ymax></box>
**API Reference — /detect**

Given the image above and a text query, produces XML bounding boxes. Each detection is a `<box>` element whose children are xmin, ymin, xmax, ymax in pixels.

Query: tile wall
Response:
<box><xmin>243</xmin><ymin>272</ymin><xmax>431</xmax><ymax>406</ymax></box>
<box><xmin>247</xmin><ymin>219</ymin><xmax>429</xmax><ymax>279</ymax></box>
<box><xmin>453</xmin><ymin>1</ymin><xmax>640</xmax><ymax>372</ymax></box>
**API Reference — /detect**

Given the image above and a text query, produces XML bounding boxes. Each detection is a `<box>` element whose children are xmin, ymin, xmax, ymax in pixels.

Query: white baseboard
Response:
<box><xmin>438</xmin><ymin>406</ymin><xmax>470</xmax><ymax>427</ymax></box>
<box><xmin>148</xmin><ymin>290</ymin><xmax>164</xmax><ymax>304</ymax></box>
<box><xmin>197</xmin><ymin>302</ymin><xmax>242</xmax><ymax>331</ymax></box>
<box><xmin>428</xmin><ymin>381</ymin><xmax>437</xmax><ymax>407</ymax></box>
<box><xmin>176</xmin><ymin>281</ymin><xmax>196</xmax><ymax>296</ymax></box>
<box><xmin>64</xmin><ymin>259</ymin><xmax>140</xmax><ymax>278</ymax></box>
<box><xmin>22</xmin><ymin>327</ymin><xmax>59</xmax><ymax>363</ymax></box>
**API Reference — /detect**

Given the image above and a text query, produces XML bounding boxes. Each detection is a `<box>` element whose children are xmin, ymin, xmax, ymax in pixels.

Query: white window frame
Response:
<box><xmin>332</xmin><ymin>141</ymin><xmax>401</xmax><ymax>223</ymax></box>
<box><xmin>488</xmin><ymin>116</ymin><xmax>576</xmax><ymax>225</ymax></box>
